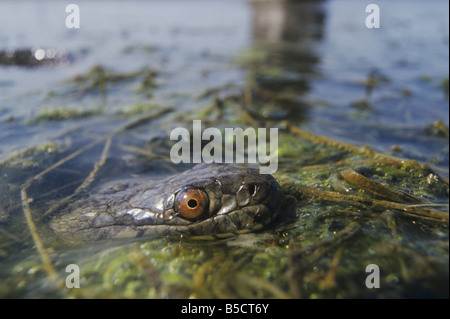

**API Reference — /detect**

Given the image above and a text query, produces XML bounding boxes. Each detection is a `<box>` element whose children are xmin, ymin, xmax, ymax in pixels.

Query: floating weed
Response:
<box><xmin>61</xmin><ymin>65</ymin><xmax>159</xmax><ymax>100</ymax></box>
<box><xmin>233</xmin><ymin>47</ymin><xmax>268</xmax><ymax>66</ymax></box>
<box><xmin>1</xmin><ymin>141</ymin><xmax>63</xmax><ymax>170</ymax></box>
<box><xmin>118</xmin><ymin>103</ymin><xmax>157</xmax><ymax>116</ymax></box>
<box><xmin>28</xmin><ymin>105</ymin><xmax>103</xmax><ymax>123</ymax></box>
<box><xmin>350</xmin><ymin>99</ymin><xmax>373</xmax><ymax>110</ymax></box>
<box><xmin>427</xmin><ymin>120</ymin><xmax>449</xmax><ymax>138</ymax></box>
<box><xmin>122</xmin><ymin>44</ymin><xmax>158</xmax><ymax>54</ymax></box>
<box><xmin>133</xmin><ymin>68</ymin><xmax>158</xmax><ymax>94</ymax></box>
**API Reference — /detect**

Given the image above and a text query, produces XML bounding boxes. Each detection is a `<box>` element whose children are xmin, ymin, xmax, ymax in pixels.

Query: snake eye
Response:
<box><xmin>175</xmin><ymin>188</ymin><xmax>209</xmax><ymax>219</ymax></box>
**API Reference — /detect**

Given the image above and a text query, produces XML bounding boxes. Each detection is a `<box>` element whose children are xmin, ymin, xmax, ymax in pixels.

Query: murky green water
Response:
<box><xmin>0</xmin><ymin>0</ymin><xmax>448</xmax><ymax>298</ymax></box>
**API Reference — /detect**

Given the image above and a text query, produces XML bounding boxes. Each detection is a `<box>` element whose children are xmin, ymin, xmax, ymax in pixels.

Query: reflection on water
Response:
<box><xmin>250</xmin><ymin>0</ymin><xmax>449</xmax><ymax>172</ymax></box>
<box><xmin>244</xmin><ymin>0</ymin><xmax>327</xmax><ymax>123</ymax></box>
<box><xmin>251</xmin><ymin>0</ymin><xmax>325</xmax><ymax>43</ymax></box>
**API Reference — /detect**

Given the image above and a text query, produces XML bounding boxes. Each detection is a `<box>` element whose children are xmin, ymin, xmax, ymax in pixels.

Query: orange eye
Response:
<box><xmin>175</xmin><ymin>188</ymin><xmax>209</xmax><ymax>219</ymax></box>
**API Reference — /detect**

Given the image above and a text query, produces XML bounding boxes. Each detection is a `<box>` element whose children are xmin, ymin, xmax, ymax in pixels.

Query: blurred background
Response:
<box><xmin>0</xmin><ymin>0</ymin><xmax>448</xmax><ymax>173</ymax></box>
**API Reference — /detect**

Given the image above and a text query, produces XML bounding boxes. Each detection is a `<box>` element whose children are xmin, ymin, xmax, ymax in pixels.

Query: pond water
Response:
<box><xmin>1</xmin><ymin>0</ymin><xmax>448</xmax><ymax>168</ymax></box>
<box><xmin>0</xmin><ymin>0</ymin><xmax>448</xmax><ymax>298</ymax></box>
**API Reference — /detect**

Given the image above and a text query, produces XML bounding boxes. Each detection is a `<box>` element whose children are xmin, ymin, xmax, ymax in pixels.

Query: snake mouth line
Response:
<box><xmin>69</xmin><ymin>204</ymin><xmax>275</xmax><ymax>242</ymax></box>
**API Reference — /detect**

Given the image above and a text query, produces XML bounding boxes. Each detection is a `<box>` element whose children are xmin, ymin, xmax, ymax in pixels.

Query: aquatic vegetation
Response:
<box><xmin>0</xmin><ymin>106</ymin><xmax>447</xmax><ymax>298</ymax></box>
<box><xmin>118</xmin><ymin>103</ymin><xmax>158</xmax><ymax>116</ymax></box>
<box><xmin>1</xmin><ymin>42</ymin><xmax>448</xmax><ymax>297</ymax></box>
<box><xmin>427</xmin><ymin>120</ymin><xmax>449</xmax><ymax>138</ymax></box>
<box><xmin>1</xmin><ymin>0</ymin><xmax>447</xmax><ymax>300</ymax></box>
<box><xmin>28</xmin><ymin>106</ymin><xmax>103</xmax><ymax>123</ymax></box>
<box><xmin>59</xmin><ymin>65</ymin><xmax>159</xmax><ymax>101</ymax></box>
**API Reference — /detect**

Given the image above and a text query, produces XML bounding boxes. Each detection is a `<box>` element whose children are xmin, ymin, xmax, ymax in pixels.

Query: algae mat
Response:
<box><xmin>0</xmin><ymin>113</ymin><xmax>447</xmax><ymax>298</ymax></box>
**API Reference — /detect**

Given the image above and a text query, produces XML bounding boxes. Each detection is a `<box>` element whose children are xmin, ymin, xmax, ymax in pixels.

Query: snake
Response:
<box><xmin>49</xmin><ymin>163</ymin><xmax>286</xmax><ymax>242</ymax></box>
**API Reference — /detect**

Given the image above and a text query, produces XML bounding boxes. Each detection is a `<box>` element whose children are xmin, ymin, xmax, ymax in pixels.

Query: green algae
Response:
<box><xmin>28</xmin><ymin>106</ymin><xmax>103</xmax><ymax>123</ymax></box>
<box><xmin>1</xmin><ymin>118</ymin><xmax>447</xmax><ymax>298</ymax></box>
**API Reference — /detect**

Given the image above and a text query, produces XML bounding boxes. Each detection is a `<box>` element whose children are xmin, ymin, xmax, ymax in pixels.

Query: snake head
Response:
<box><xmin>123</xmin><ymin>163</ymin><xmax>285</xmax><ymax>238</ymax></box>
<box><xmin>51</xmin><ymin>163</ymin><xmax>287</xmax><ymax>241</ymax></box>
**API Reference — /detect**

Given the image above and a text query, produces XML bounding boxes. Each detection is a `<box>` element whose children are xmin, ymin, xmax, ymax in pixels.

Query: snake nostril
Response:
<box><xmin>248</xmin><ymin>184</ymin><xmax>257</xmax><ymax>196</ymax></box>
